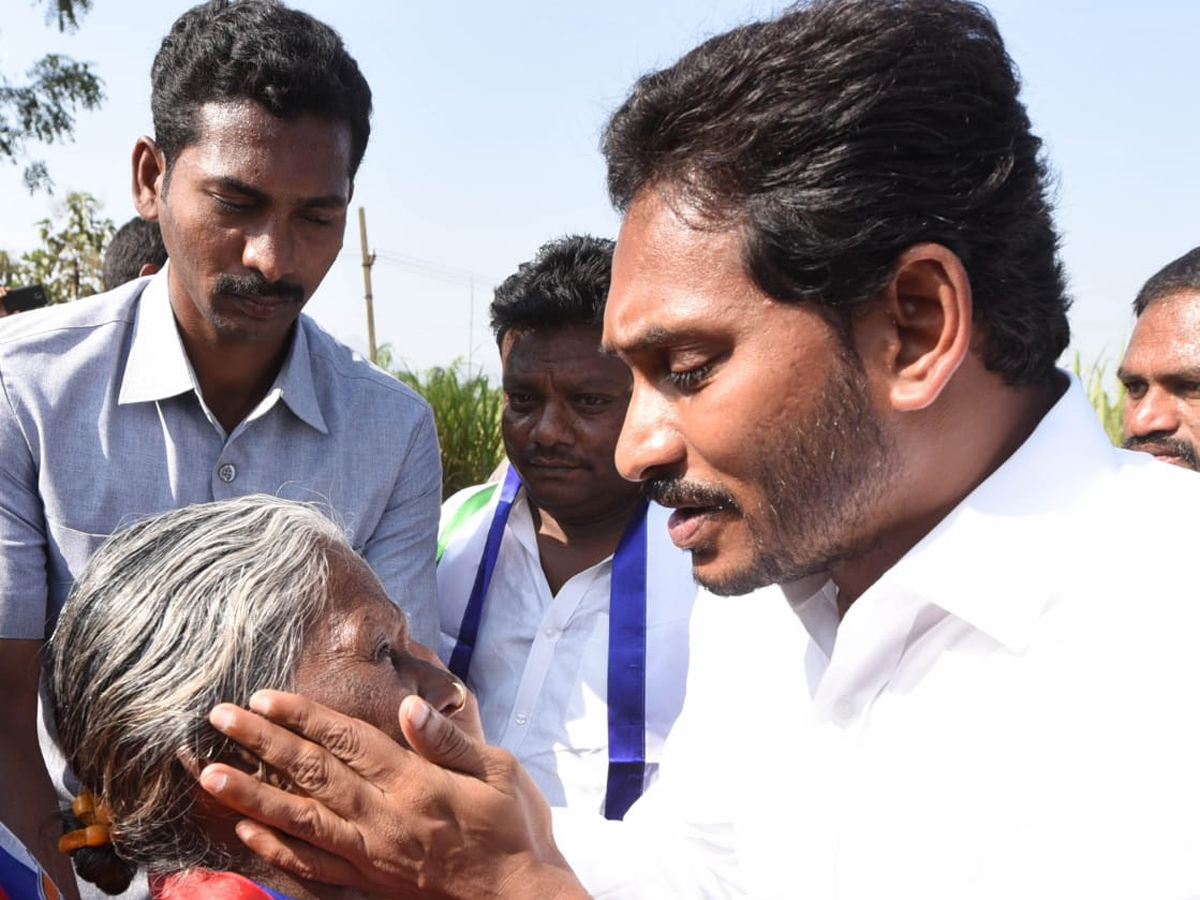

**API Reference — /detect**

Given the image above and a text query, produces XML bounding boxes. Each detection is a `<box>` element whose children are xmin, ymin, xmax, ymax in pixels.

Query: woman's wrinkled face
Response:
<box><xmin>291</xmin><ymin>549</ymin><xmax>461</xmax><ymax>744</ymax></box>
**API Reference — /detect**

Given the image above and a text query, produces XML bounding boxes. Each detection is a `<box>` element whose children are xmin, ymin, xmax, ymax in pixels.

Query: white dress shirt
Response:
<box><xmin>554</xmin><ymin>374</ymin><xmax>1200</xmax><ymax>898</ymax></box>
<box><xmin>437</xmin><ymin>475</ymin><xmax>698</xmax><ymax>812</ymax></box>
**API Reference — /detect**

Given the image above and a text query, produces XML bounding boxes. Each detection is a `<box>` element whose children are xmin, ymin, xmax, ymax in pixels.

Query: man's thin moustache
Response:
<box><xmin>646</xmin><ymin>476</ymin><xmax>738</xmax><ymax>510</ymax></box>
<box><xmin>213</xmin><ymin>275</ymin><xmax>304</xmax><ymax>304</ymax></box>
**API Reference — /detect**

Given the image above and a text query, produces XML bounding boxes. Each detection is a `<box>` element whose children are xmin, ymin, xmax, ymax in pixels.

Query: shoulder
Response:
<box><xmin>0</xmin><ymin>288</ymin><xmax>143</xmax><ymax>405</ymax></box>
<box><xmin>0</xmin><ymin>285</ymin><xmax>141</xmax><ymax>357</ymax></box>
<box><xmin>298</xmin><ymin>315</ymin><xmax>431</xmax><ymax>415</ymax></box>
<box><xmin>1105</xmin><ymin>446</ymin><xmax>1200</xmax><ymax>526</ymax></box>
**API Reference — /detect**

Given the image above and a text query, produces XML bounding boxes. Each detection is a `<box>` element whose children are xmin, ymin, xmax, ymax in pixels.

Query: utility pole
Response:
<box><xmin>358</xmin><ymin>206</ymin><xmax>377</xmax><ymax>364</ymax></box>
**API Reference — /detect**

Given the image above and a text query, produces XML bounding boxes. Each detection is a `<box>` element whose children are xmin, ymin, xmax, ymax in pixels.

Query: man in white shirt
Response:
<box><xmin>1119</xmin><ymin>246</ymin><xmax>1200</xmax><ymax>470</ymax></box>
<box><xmin>194</xmin><ymin>2</ymin><xmax>1200</xmax><ymax>898</ymax></box>
<box><xmin>437</xmin><ymin>235</ymin><xmax>695</xmax><ymax>816</ymax></box>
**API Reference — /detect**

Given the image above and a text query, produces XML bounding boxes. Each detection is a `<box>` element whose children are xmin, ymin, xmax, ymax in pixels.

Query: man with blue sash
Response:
<box><xmin>436</xmin><ymin>235</ymin><xmax>696</xmax><ymax>819</ymax></box>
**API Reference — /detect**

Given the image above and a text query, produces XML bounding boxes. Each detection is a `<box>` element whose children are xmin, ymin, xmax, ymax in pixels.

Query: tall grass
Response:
<box><xmin>379</xmin><ymin>345</ymin><xmax>505</xmax><ymax>497</ymax></box>
<box><xmin>1071</xmin><ymin>352</ymin><xmax>1126</xmax><ymax>447</ymax></box>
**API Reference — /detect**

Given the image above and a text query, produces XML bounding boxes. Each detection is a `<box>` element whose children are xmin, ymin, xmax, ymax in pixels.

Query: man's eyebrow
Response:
<box><xmin>603</xmin><ymin>325</ymin><xmax>680</xmax><ymax>356</ymax></box>
<box><xmin>207</xmin><ymin>175</ymin><xmax>347</xmax><ymax>208</ymax></box>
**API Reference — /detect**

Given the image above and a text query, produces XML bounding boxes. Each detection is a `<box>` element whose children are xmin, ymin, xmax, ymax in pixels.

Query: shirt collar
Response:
<box><xmin>118</xmin><ymin>264</ymin><xmax>193</xmax><ymax>404</ymax></box>
<box><xmin>864</xmin><ymin>372</ymin><xmax>1118</xmax><ymax>653</ymax></box>
<box><xmin>273</xmin><ymin>318</ymin><xmax>328</xmax><ymax>434</ymax></box>
<box><xmin>117</xmin><ymin>262</ymin><xmax>328</xmax><ymax>434</ymax></box>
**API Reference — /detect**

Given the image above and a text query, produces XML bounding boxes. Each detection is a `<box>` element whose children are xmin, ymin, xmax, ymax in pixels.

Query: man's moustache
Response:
<box><xmin>645</xmin><ymin>475</ymin><xmax>739</xmax><ymax>511</ymax></box>
<box><xmin>213</xmin><ymin>274</ymin><xmax>304</xmax><ymax>305</ymax></box>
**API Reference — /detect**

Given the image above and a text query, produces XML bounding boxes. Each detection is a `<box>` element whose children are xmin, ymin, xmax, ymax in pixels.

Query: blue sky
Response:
<box><xmin>2</xmin><ymin>1</ymin><xmax>1197</xmax><ymax>379</ymax></box>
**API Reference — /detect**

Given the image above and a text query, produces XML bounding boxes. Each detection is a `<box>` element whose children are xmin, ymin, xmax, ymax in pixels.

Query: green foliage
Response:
<box><xmin>378</xmin><ymin>345</ymin><xmax>505</xmax><ymax>498</ymax></box>
<box><xmin>1</xmin><ymin>0</ymin><xmax>104</xmax><ymax>192</ymax></box>
<box><xmin>11</xmin><ymin>191</ymin><xmax>114</xmax><ymax>302</ymax></box>
<box><xmin>1071</xmin><ymin>352</ymin><xmax>1126</xmax><ymax>447</ymax></box>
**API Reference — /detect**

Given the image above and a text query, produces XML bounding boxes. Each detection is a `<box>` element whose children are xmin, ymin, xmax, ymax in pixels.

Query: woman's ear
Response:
<box><xmin>867</xmin><ymin>242</ymin><xmax>973</xmax><ymax>412</ymax></box>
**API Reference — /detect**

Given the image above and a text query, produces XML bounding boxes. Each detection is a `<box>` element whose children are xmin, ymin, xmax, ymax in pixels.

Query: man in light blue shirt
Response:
<box><xmin>0</xmin><ymin>3</ymin><xmax>439</xmax><ymax>897</ymax></box>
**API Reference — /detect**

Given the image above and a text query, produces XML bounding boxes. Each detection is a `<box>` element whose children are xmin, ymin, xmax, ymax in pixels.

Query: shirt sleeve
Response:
<box><xmin>362</xmin><ymin>403</ymin><xmax>442</xmax><ymax>649</ymax></box>
<box><xmin>0</xmin><ymin>361</ymin><xmax>50</xmax><ymax>640</ymax></box>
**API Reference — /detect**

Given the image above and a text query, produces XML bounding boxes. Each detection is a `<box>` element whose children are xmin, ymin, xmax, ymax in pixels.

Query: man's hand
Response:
<box><xmin>199</xmin><ymin>691</ymin><xmax>591</xmax><ymax>900</ymax></box>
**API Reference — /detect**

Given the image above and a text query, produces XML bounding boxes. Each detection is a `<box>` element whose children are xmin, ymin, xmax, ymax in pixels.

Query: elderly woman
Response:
<box><xmin>46</xmin><ymin>495</ymin><xmax>474</xmax><ymax>900</ymax></box>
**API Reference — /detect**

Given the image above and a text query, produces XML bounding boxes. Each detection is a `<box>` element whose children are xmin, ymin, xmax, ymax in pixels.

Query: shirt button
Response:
<box><xmin>543</xmin><ymin>627</ymin><xmax>560</xmax><ymax>640</ymax></box>
<box><xmin>833</xmin><ymin>698</ymin><xmax>856</xmax><ymax>721</ymax></box>
<box><xmin>217</xmin><ymin>463</ymin><xmax>237</xmax><ymax>483</ymax></box>
<box><xmin>514</xmin><ymin>713</ymin><xmax>528</xmax><ymax>726</ymax></box>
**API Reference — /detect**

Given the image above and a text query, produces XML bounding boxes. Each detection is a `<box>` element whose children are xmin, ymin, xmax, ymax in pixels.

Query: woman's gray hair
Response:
<box><xmin>47</xmin><ymin>494</ymin><xmax>351</xmax><ymax>874</ymax></box>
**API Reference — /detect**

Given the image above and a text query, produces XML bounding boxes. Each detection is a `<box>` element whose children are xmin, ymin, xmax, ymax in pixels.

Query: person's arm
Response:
<box><xmin>0</xmin><ymin>640</ymin><xmax>81</xmax><ymax>900</ymax></box>
<box><xmin>0</xmin><ymin>354</ymin><xmax>80</xmax><ymax>899</ymax></box>
<box><xmin>200</xmin><ymin>691</ymin><xmax>589</xmax><ymax>900</ymax></box>
<box><xmin>364</xmin><ymin>404</ymin><xmax>443</xmax><ymax>649</ymax></box>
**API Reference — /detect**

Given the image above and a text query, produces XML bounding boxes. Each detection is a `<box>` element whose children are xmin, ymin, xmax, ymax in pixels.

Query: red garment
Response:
<box><xmin>149</xmin><ymin>870</ymin><xmax>293</xmax><ymax>900</ymax></box>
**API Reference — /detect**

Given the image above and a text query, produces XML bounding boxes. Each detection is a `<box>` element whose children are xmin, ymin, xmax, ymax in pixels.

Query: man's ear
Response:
<box><xmin>132</xmin><ymin>136</ymin><xmax>167</xmax><ymax>221</ymax></box>
<box><xmin>868</xmin><ymin>242</ymin><xmax>973</xmax><ymax>412</ymax></box>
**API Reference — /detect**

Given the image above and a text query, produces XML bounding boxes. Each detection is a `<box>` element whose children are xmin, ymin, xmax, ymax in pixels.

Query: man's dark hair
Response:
<box><xmin>603</xmin><ymin>0</ymin><xmax>1070</xmax><ymax>385</ymax></box>
<box><xmin>151</xmin><ymin>0</ymin><xmax>372</xmax><ymax>178</ymax></box>
<box><xmin>102</xmin><ymin>217</ymin><xmax>168</xmax><ymax>291</ymax></box>
<box><xmin>490</xmin><ymin>235</ymin><xmax>615</xmax><ymax>346</ymax></box>
<box><xmin>1133</xmin><ymin>247</ymin><xmax>1200</xmax><ymax>317</ymax></box>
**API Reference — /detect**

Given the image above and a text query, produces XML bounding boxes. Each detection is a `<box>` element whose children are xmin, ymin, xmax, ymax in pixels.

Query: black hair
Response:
<box><xmin>60</xmin><ymin>820</ymin><xmax>138</xmax><ymax>896</ymax></box>
<box><xmin>1133</xmin><ymin>247</ymin><xmax>1200</xmax><ymax>316</ymax></box>
<box><xmin>490</xmin><ymin>234</ymin><xmax>615</xmax><ymax>346</ymax></box>
<box><xmin>151</xmin><ymin>0</ymin><xmax>372</xmax><ymax>178</ymax></box>
<box><xmin>603</xmin><ymin>0</ymin><xmax>1070</xmax><ymax>385</ymax></box>
<box><xmin>102</xmin><ymin>217</ymin><xmax>168</xmax><ymax>291</ymax></box>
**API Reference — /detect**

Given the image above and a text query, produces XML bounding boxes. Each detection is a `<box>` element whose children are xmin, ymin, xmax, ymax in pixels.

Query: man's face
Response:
<box><xmin>146</xmin><ymin>100</ymin><xmax>351</xmax><ymax>351</ymax></box>
<box><xmin>604</xmin><ymin>190</ymin><xmax>897</xmax><ymax>595</ymax></box>
<box><xmin>500</xmin><ymin>324</ymin><xmax>642</xmax><ymax>523</ymax></box>
<box><xmin>1119</xmin><ymin>292</ymin><xmax>1200</xmax><ymax>471</ymax></box>
<box><xmin>292</xmin><ymin>550</ymin><xmax>463</xmax><ymax>746</ymax></box>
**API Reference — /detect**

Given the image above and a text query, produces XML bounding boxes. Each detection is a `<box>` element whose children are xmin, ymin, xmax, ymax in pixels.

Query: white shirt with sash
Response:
<box><xmin>436</xmin><ymin>467</ymin><xmax>697</xmax><ymax>813</ymax></box>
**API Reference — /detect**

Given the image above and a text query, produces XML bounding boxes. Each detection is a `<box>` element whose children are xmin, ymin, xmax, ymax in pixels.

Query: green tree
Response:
<box><xmin>1</xmin><ymin>0</ymin><xmax>104</xmax><ymax>192</ymax></box>
<box><xmin>0</xmin><ymin>249</ymin><xmax>27</xmax><ymax>286</ymax></box>
<box><xmin>378</xmin><ymin>346</ymin><xmax>506</xmax><ymax>497</ymax></box>
<box><xmin>18</xmin><ymin>190</ymin><xmax>114</xmax><ymax>302</ymax></box>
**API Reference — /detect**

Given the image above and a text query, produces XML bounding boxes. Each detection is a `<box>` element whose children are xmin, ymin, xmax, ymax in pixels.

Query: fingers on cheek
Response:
<box><xmin>283</xmin><ymin>745</ymin><xmax>338</xmax><ymax>797</ymax></box>
<box><xmin>315</xmin><ymin>718</ymin><xmax>370</xmax><ymax>766</ymax></box>
<box><xmin>200</xmin><ymin>764</ymin><xmax>259</xmax><ymax>808</ymax></box>
<box><xmin>200</xmin><ymin>765</ymin><xmax>329</xmax><ymax>840</ymax></box>
<box><xmin>234</xmin><ymin>821</ymin><xmax>362</xmax><ymax>887</ymax></box>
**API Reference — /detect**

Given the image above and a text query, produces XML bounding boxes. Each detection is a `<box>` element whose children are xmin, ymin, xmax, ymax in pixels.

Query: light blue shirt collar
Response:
<box><xmin>117</xmin><ymin>263</ymin><xmax>328</xmax><ymax>435</ymax></box>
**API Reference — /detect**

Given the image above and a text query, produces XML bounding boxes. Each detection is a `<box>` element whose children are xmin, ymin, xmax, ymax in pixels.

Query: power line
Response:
<box><xmin>340</xmin><ymin>248</ymin><xmax>499</xmax><ymax>290</ymax></box>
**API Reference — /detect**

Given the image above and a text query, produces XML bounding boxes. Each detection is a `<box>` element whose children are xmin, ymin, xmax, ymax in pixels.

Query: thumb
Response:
<box><xmin>399</xmin><ymin>694</ymin><xmax>489</xmax><ymax>779</ymax></box>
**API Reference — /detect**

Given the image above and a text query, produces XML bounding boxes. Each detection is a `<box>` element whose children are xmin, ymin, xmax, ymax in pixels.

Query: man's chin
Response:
<box><xmin>691</xmin><ymin>549</ymin><xmax>776</xmax><ymax>597</ymax></box>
